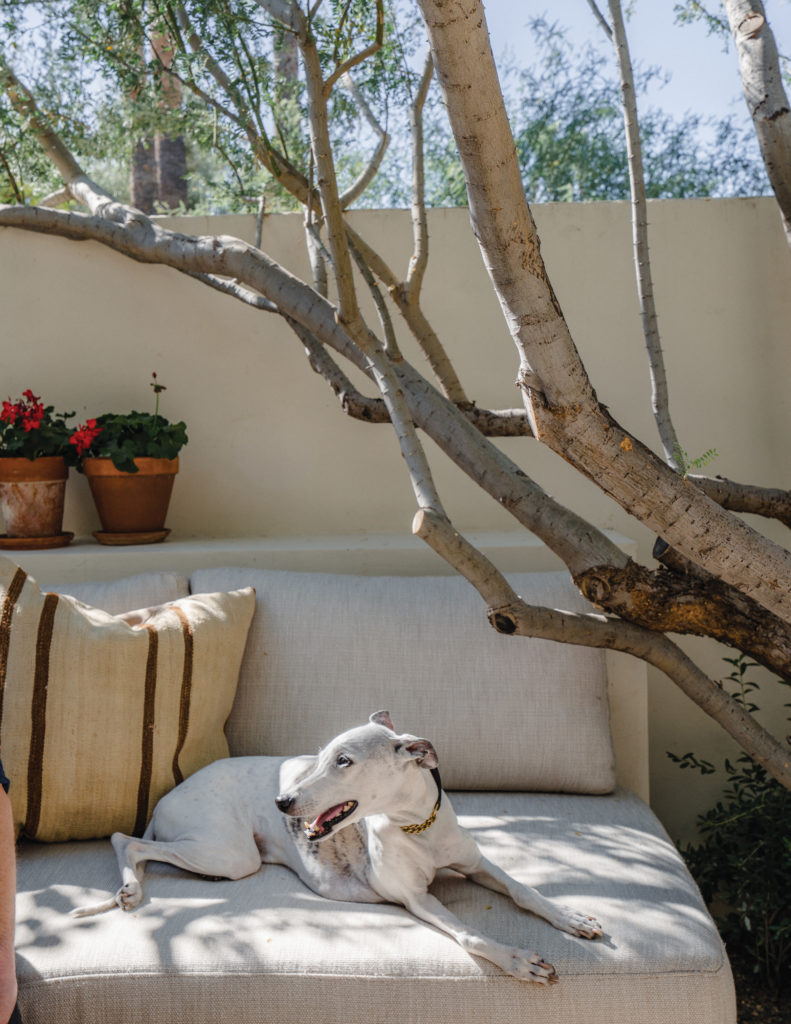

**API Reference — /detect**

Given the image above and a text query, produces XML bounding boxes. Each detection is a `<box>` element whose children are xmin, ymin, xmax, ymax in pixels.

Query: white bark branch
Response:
<box><xmin>323</xmin><ymin>0</ymin><xmax>384</xmax><ymax>98</ymax></box>
<box><xmin>723</xmin><ymin>0</ymin><xmax>791</xmax><ymax>246</ymax></box>
<box><xmin>604</xmin><ymin>0</ymin><xmax>682</xmax><ymax>470</ymax></box>
<box><xmin>413</xmin><ymin>508</ymin><xmax>791</xmax><ymax>789</ymax></box>
<box><xmin>338</xmin><ymin>72</ymin><xmax>390</xmax><ymax>208</ymax></box>
<box><xmin>346</xmin><ymin>224</ymin><xmax>469</xmax><ymax>403</ymax></box>
<box><xmin>416</xmin><ymin>0</ymin><xmax>791</xmax><ymax>624</ymax></box>
<box><xmin>404</xmin><ymin>50</ymin><xmax>433</xmax><ymax>306</ymax></box>
<box><xmin>297</xmin><ymin>9</ymin><xmax>363</xmax><ymax>331</ymax></box>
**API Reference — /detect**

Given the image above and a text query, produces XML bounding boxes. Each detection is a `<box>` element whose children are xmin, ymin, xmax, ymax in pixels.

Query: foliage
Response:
<box><xmin>0</xmin><ymin>0</ymin><xmax>416</xmax><ymax>213</ymax></box>
<box><xmin>668</xmin><ymin>656</ymin><xmax>791</xmax><ymax>995</ymax></box>
<box><xmin>0</xmin><ymin>390</ymin><xmax>79</xmax><ymax>463</ymax></box>
<box><xmin>372</xmin><ymin>17</ymin><xmax>770</xmax><ymax>207</ymax></box>
<box><xmin>673</xmin><ymin>444</ymin><xmax>719</xmax><ymax>478</ymax></box>
<box><xmin>0</xmin><ymin>3</ymin><xmax>771</xmax><ymax>212</ymax></box>
<box><xmin>82</xmin><ymin>375</ymin><xmax>188</xmax><ymax>473</ymax></box>
<box><xmin>511</xmin><ymin>20</ymin><xmax>769</xmax><ymax>203</ymax></box>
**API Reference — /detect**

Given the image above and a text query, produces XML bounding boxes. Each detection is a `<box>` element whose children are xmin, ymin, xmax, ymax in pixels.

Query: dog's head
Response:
<box><xmin>274</xmin><ymin>711</ymin><xmax>438</xmax><ymax>842</ymax></box>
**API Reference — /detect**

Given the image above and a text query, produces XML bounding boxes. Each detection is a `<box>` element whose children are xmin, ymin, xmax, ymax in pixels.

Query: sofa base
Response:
<box><xmin>16</xmin><ymin>787</ymin><xmax>735</xmax><ymax>1024</ymax></box>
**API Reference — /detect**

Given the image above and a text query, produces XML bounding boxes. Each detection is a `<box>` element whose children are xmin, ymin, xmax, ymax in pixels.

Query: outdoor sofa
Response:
<box><xmin>2</xmin><ymin>555</ymin><xmax>736</xmax><ymax>1023</ymax></box>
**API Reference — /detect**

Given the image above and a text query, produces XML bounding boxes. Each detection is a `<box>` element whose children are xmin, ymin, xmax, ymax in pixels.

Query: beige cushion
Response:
<box><xmin>0</xmin><ymin>555</ymin><xmax>255</xmax><ymax>841</ymax></box>
<box><xmin>50</xmin><ymin>571</ymin><xmax>190</xmax><ymax>614</ymax></box>
<box><xmin>15</xmin><ymin>789</ymin><xmax>735</xmax><ymax>1024</ymax></box>
<box><xmin>190</xmin><ymin>568</ymin><xmax>616</xmax><ymax>793</ymax></box>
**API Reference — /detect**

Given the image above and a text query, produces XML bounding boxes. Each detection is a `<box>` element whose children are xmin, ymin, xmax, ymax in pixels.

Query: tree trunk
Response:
<box><xmin>723</xmin><ymin>0</ymin><xmax>791</xmax><ymax>246</ymax></box>
<box><xmin>152</xmin><ymin>33</ymin><xmax>187</xmax><ymax>212</ymax></box>
<box><xmin>155</xmin><ymin>135</ymin><xmax>187</xmax><ymax>211</ymax></box>
<box><xmin>130</xmin><ymin>139</ymin><xmax>157</xmax><ymax>215</ymax></box>
<box><xmin>415</xmin><ymin>0</ymin><xmax>791</xmax><ymax>624</ymax></box>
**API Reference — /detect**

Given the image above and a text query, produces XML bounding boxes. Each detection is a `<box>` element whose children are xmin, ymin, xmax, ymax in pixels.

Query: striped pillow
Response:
<box><xmin>0</xmin><ymin>557</ymin><xmax>256</xmax><ymax>842</ymax></box>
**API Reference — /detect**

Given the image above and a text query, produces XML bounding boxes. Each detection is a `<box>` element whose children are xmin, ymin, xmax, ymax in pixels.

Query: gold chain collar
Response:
<box><xmin>400</xmin><ymin>767</ymin><xmax>443</xmax><ymax>835</ymax></box>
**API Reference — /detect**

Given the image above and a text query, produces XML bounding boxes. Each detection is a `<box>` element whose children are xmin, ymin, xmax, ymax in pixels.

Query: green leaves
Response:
<box><xmin>673</xmin><ymin>443</ymin><xmax>719</xmax><ymax>478</ymax></box>
<box><xmin>86</xmin><ymin>410</ymin><xmax>188</xmax><ymax>472</ymax></box>
<box><xmin>666</xmin><ymin>750</ymin><xmax>716</xmax><ymax>774</ymax></box>
<box><xmin>668</xmin><ymin>656</ymin><xmax>791</xmax><ymax>995</ymax></box>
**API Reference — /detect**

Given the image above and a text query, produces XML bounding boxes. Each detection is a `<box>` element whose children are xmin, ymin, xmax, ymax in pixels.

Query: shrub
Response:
<box><xmin>668</xmin><ymin>656</ymin><xmax>791</xmax><ymax>996</ymax></box>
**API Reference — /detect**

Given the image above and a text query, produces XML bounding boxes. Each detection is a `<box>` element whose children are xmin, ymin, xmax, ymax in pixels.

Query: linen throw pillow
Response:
<box><xmin>0</xmin><ymin>556</ymin><xmax>255</xmax><ymax>842</ymax></box>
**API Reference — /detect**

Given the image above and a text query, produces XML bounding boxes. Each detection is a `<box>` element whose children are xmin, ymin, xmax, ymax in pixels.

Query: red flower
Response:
<box><xmin>22</xmin><ymin>389</ymin><xmax>41</xmax><ymax>405</ymax></box>
<box><xmin>21</xmin><ymin>404</ymin><xmax>45</xmax><ymax>432</ymax></box>
<box><xmin>1</xmin><ymin>401</ymin><xmax>19</xmax><ymax>424</ymax></box>
<box><xmin>70</xmin><ymin>419</ymin><xmax>103</xmax><ymax>456</ymax></box>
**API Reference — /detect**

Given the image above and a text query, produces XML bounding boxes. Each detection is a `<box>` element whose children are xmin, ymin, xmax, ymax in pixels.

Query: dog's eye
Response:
<box><xmin>335</xmin><ymin>753</ymin><xmax>353</xmax><ymax>768</ymax></box>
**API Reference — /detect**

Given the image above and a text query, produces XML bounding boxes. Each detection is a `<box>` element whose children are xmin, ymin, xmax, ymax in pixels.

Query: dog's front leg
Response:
<box><xmin>401</xmin><ymin>890</ymin><xmax>558</xmax><ymax>984</ymax></box>
<box><xmin>461</xmin><ymin>854</ymin><xmax>603</xmax><ymax>940</ymax></box>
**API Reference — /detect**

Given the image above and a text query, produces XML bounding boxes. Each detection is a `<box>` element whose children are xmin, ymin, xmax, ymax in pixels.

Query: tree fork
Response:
<box><xmin>574</xmin><ymin>559</ymin><xmax>791</xmax><ymax>680</ymax></box>
<box><xmin>412</xmin><ymin>510</ymin><xmax>791</xmax><ymax>790</ymax></box>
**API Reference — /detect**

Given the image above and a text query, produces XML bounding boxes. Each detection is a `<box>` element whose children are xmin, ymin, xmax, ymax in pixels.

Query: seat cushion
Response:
<box><xmin>190</xmin><ymin>568</ymin><xmax>616</xmax><ymax>793</ymax></box>
<box><xmin>0</xmin><ymin>556</ymin><xmax>256</xmax><ymax>841</ymax></box>
<box><xmin>15</xmin><ymin>787</ymin><xmax>734</xmax><ymax>1024</ymax></box>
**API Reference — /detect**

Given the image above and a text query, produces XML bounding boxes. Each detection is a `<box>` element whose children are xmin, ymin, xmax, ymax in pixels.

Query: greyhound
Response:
<box><xmin>73</xmin><ymin>712</ymin><xmax>602</xmax><ymax>983</ymax></box>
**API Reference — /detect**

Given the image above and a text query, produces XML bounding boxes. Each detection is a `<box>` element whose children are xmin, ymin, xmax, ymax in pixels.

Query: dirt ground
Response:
<box><xmin>734</xmin><ymin>965</ymin><xmax>790</xmax><ymax>1024</ymax></box>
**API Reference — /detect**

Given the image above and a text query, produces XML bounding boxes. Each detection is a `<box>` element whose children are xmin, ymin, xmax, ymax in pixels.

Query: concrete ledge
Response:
<box><xmin>6</xmin><ymin>530</ymin><xmax>637</xmax><ymax>587</ymax></box>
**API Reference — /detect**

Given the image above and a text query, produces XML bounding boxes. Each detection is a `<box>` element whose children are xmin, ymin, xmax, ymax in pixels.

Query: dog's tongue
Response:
<box><xmin>313</xmin><ymin>804</ymin><xmax>348</xmax><ymax>830</ymax></box>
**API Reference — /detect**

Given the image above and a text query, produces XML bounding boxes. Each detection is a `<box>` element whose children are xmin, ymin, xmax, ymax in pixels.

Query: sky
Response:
<box><xmin>483</xmin><ymin>1</ymin><xmax>791</xmax><ymax>131</ymax></box>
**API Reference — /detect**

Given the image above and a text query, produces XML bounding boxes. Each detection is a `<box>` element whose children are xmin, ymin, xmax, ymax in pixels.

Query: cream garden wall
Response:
<box><xmin>2</xmin><ymin>197</ymin><xmax>790</xmax><ymax>841</ymax></box>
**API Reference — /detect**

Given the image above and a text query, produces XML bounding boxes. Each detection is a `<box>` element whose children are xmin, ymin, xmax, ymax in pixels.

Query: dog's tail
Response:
<box><xmin>70</xmin><ymin>896</ymin><xmax>118</xmax><ymax>918</ymax></box>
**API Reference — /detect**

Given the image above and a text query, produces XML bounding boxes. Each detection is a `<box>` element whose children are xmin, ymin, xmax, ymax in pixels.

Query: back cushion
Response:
<box><xmin>190</xmin><ymin>568</ymin><xmax>615</xmax><ymax>794</ymax></box>
<box><xmin>50</xmin><ymin>571</ymin><xmax>190</xmax><ymax>613</ymax></box>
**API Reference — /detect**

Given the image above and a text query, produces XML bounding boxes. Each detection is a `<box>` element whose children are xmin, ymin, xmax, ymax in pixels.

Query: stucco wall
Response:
<box><xmin>2</xmin><ymin>197</ymin><xmax>790</xmax><ymax>841</ymax></box>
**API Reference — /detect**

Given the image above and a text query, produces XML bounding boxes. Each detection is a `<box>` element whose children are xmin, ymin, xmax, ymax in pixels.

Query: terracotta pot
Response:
<box><xmin>0</xmin><ymin>455</ymin><xmax>69</xmax><ymax>539</ymax></box>
<box><xmin>83</xmin><ymin>457</ymin><xmax>179</xmax><ymax>535</ymax></box>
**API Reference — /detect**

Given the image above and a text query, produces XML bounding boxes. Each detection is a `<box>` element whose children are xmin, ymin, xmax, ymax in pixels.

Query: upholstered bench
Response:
<box><xmin>2</xmin><ymin>558</ymin><xmax>736</xmax><ymax>1023</ymax></box>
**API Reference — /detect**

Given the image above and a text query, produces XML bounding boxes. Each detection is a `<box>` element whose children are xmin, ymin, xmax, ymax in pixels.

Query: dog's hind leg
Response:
<box><xmin>72</xmin><ymin>831</ymin><xmax>262</xmax><ymax>917</ymax></box>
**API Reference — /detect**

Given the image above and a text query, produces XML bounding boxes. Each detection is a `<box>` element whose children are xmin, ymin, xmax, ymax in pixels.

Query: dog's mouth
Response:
<box><xmin>304</xmin><ymin>800</ymin><xmax>358</xmax><ymax>841</ymax></box>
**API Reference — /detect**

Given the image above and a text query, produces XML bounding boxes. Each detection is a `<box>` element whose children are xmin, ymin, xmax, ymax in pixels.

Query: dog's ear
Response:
<box><xmin>370</xmin><ymin>710</ymin><xmax>395</xmax><ymax>731</ymax></box>
<box><xmin>397</xmin><ymin>736</ymin><xmax>439</xmax><ymax>770</ymax></box>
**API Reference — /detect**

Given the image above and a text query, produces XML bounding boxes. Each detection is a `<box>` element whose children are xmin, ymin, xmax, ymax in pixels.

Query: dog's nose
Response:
<box><xmin>275</xmin><ymin>794</ymin><xmax>294</xmax><ymax>813</ymax></box>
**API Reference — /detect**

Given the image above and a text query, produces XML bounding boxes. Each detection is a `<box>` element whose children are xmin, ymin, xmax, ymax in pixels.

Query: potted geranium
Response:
<box><xmin>0</xmin><ymin>390</ymin><xmax>82</xmax><ymax>546</ymax></box>
<box><xmin>80</xmin><ymin>374</ymin><xmax>188</xmax><ymax>544</ymax></box>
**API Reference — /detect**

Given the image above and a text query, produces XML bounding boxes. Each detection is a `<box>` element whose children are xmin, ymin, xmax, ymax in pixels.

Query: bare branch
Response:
<box><xmin>690</xmin><ymin>474</ymin><xmax>791</xmax><ymax>528</ymax></box>
<box><xmin>304</xmin><ymin>221</ymin><xmax>329</xmax><ymax>297</ymax></box>
<box><xmin>604</xmin><ymin>0</ymin><xmax>681</xmax><ymax>470</ymax></box>
<box><xmin>338</xmin><ymin>73</ymin><xmax>390</xmax><ymax>208</ymax></box>
<box><xmin>172</xmin><ymin>6</ymin><xmax>307</xmax><ymax>201</ymax></box>
<box><xmin>723</xmin><ymin>0</ymin><xmax>791</xmax><ymax>246</ymax></box>
<box><xmin>346</xmin><ymin>224</ymin><xmax>469</xmax><ymax>403</ymax></box>
<box><xmin>575</xmin><ymin>558</ymin><xmax>791</xmax><ymax>678</ymax></box>
<box><xmin>169</xmin><ymin>9</ymin><xmax>254</xmax><ymax>130</ymax></box>
<box><xmin>322</xmin><ymin>0</ymin><xmax>384</xmax><ymax>97</ymax></box>
<box><xmin>404</xmin><ymin>50</ymin><xmax>433</xmax><ymax>306</ymax></box>
<box><xmin>412</xmin><ymin>507</ymin><xmax>522</xmax><ymax>608</ymax></box>
<box><xmin>286</xmin><ymin>315</ymin><xmax>384</xmax><ymax>420</ymax></box>
<box><xmin>252</xmin><ymin>0</ymin><xmax>302</xmax><ymax>34</ymax></box>
<box><xmin>39</xmin><ymin>188</ymin><xmax>71</xmax><ymax>208</ymax></box>
<box><xmin>0</xmin><ymin>54</ymin><xmax>145</xmax><ymax>225</ymax></box>
<box><xmin>347</xmin><ymin>235</ymin><xmax>402</xmax><ymax>358</ymax></box>
<box><xmin>417</xmin><ymin>0</ymin><xmax>791</xmax><ymax>625</ymax></box>
<box><xmin>585</xmin><ymin>0</ymin><xmax>613</xmax><ymax>39</ymax></box>
<box><xmin>413</xmin><ymin>508</ymin><xmax>791</xmax><ymax>790</ymax></box>
<box><xmin>298</xmin><ymin>10</ymin><xmax>363</xmax><ymax>331</ymax></box>
<box><xmin>191</xmin><ymin>274</ymin><xmax>279</xmax><ymax>311</ymax></box>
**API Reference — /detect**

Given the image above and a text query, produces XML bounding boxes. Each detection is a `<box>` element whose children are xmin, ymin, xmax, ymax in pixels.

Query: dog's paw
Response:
<box><xmin>502</xmin><ymin>948</ymin><xmax>558</xmax><ymax>984</ymax></box>
<box><xmin>115</xmin><ymin>881</ymin><xmax>143</xmax><ymax>912</ymax></box>
<box><xmin>553</xmin><ymin>906</ymin><xmax>603</xmax><ymax>939</ymax></box>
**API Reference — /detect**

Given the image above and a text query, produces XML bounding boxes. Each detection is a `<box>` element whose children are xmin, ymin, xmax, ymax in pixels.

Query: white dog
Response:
<box><xmin>74</xmin><ymin>712</ymin><xmax>602</xmax><ymax>983</ymax></box>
